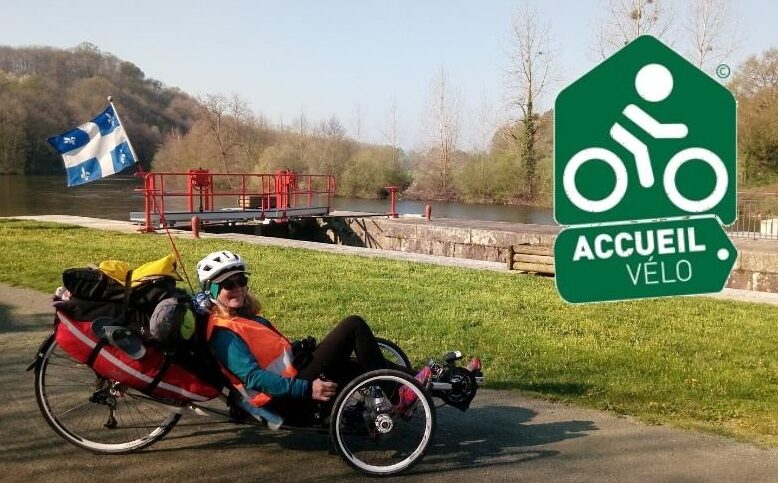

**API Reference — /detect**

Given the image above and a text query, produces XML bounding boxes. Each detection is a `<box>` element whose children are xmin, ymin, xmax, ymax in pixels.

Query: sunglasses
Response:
<box><xmin>220</xmin><ymin>273</ymin><xmax>249</xmax><ymax>290</ymax></box>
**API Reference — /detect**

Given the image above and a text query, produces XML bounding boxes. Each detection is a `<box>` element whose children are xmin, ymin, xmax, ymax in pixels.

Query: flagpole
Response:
<box><xmin>107</xmin><ymin>96</ymin><xmax>144</xmax><ymax>173</ymax></box>
<box><xmin>106</xmin><ymin>96</ymin><xmax>196</xmax><ymax>292</ymax></box>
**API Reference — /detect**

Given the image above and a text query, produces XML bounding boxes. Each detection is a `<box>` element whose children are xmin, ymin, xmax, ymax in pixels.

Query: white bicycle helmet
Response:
<box><xmin>196</xmin><ymin>250</ymin><xmax>246</xmax><ymax>290</ymax></box>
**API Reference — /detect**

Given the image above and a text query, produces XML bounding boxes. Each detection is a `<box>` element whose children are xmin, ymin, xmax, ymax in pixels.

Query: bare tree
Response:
<box><xmin>381</xmin><ymin>95</ymin><xmax>402</xmax><ymax>170</ymax></box>
<box><xmin>506</xmin><ymin>4</ymin><xmax>554</xmax><ymax>200</ymax></box>
<box><xmin>292</xmin><ymin>109</ymin><xmax>310</xmax><ymax>170</ymax></box>
<box><xmin>351</xmin><ymin>103</ymin><xmax>365</xmax><ymax>141</ymax></box>
<box><xmin>423</xmin><ymin>65</ymin><xmax>461</xmax><ymax>197</ymax></box>
<box><xmin>198</xmin><ymin>93</ymin><xmax>255</xmax><ymax>187</ymax></box>
<box><xmin>731</xmin><ymin>48</ymin><xmax>778</xmax><ymax>97</ymax></box>
<box><xmin>318</xmin><ymin>114</ymin><xmax>347</xmax><ymax>176</ymax></box>
<box><xmin>470</xmin><ymin>95</ymin><xmax>503</xmax><ymax>197</ymax></box>
<box><xmin>595</xmin><ymin>0</ymin><xmax>674</xmax><ymax>59</ymax></box>
<box><xmin>684</xmin><ymin>0</ymin><xmax>740</xmax><ymax>72</ymax></box>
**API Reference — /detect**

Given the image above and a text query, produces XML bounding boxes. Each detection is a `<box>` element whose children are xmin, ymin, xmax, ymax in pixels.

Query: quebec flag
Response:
<box><xmin>48</xmin><ymin>105</ymin><xmax>137</xmax><ymax>187</ymax></box>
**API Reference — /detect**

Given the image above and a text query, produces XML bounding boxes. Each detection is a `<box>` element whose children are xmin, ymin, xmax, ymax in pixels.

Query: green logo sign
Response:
<box><xmin>553</xmin><ymin>35</ymin><xmax>737</xmax><ymax>304</ymax></box>
<box><xmin>554</xmin><ymin>35</ymin><xmax>736</xmax><ymax>225</ymax></box>
<box><xmin>555</xmin><ymin>216</ymin><xmax>736</xmax><ymax>303</ymax></box>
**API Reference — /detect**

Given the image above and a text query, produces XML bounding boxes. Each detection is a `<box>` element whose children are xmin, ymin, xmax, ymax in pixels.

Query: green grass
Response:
<box><xmin>2</xmin><ymin>218</ymin><xmax>778</xmax><ymax>445</ymax></box>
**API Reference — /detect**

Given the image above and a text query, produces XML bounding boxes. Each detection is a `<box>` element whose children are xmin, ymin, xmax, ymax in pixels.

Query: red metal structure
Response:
<box><xmin>133</xmin><ymin>170</ymin><xmax>336</xmax><ymax>232</ymax></box>
<box><xmin>187</xmin><ymin>169</ymin><xmax>214</xmax><ymax>212</ymax></box>
<box><xmin>386</xmin><ymin>186</ymin><xmax>399</xmax><ymax>218</ymax></box>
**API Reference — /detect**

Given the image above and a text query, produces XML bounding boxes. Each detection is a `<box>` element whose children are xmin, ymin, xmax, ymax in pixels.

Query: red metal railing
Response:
<box><xmin>135</xmin><ymin>170</ymin><xmax>336</xmax><ymax>232</ymax></box>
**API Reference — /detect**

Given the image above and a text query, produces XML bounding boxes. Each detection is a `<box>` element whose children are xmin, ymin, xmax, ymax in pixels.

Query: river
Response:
<box><xmin>0</xmin><ymin>176</ymin><xmax>554</xmax><ymax>225</ymax></box>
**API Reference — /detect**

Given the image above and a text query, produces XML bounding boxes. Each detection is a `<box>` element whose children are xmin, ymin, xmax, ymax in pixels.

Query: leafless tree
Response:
<box><xmin>594</xmin><ymin>0</ymin><xmax>674</xmax><ymax>59</ymax></box>
<box><xmin>731</xmin><ymin>48</ymin><xmax>778</xmax><ymax>97</ymax></box>
<box><xmin>381</xmin><ymin>95</ymin><xmax>402</xmax><ymax>169</ymax></box>
<box><xmin>470</xmin><ymin>94</ymin><xmax>502</xmax><ymax>198</ymax></box>
<box><xmin>506</xmin><ymin>3</ymin><xmax>554</xmax><ymax>200</ymax></box>
<box><xmin>684</xmin><ymin>0</ymin><xmax>740</xmax><ymax>72</ymax></box>
<box><xmin>351</xmin><ymin>103</ymin><xmax>365</xmax><ymax>141</ymax></box>
<box><xmin>198</xmin><ymin>93</ymin><xmax>255</xmax><ymax>188</ymax></box>
<box><xmin>318</xmin><ymin>114</ymin><xmax>347</xmax><ymax>176</ymax></box>
<box><xmin>423</xmin><ymin>65</ymin><xmax>461</xmax><ymax>196</ymax></box>
<box><xmin>292</xmin><ymin>109</ymin><xmax>310</xmax><ymax>169</ymax></box>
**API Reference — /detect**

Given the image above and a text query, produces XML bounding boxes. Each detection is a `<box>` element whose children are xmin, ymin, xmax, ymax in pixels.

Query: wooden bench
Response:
<box><xmin>506</xmin><ymin>243</ymin><xmax>555</xmax><ymax>275</ymax></box>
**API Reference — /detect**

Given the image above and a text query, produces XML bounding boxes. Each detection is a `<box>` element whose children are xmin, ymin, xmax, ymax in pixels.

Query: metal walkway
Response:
<box><xmin>130</xmin><ymin>206</ymin><xmax>330</xmax><ymax>227</ymax></box>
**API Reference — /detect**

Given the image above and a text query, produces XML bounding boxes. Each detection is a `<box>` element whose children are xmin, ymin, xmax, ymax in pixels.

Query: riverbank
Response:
<box><xmin>2</xmin><ymin>217</ymin><xmax>778</xmax><ymax>446</ymax></box>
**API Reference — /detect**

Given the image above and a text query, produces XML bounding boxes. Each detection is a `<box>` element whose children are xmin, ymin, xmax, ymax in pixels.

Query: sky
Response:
<box><xmin>2</xmin><ymin>1</ymin><xmax>776</xmax><ymax>150</ymax></box>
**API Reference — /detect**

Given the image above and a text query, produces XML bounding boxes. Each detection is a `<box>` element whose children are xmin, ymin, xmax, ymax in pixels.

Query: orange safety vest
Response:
<box><xmin>206</xmin><ymin>313</ymin><xmax>298</xmax><ymax>407</ymax></box>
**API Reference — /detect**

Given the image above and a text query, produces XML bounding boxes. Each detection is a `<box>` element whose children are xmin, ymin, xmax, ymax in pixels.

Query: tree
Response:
<box><xmin>420</xmin><ymin>65</ymin><xmax>461</xmax><ymax>198</ymax></box>
<box><xmin>381</xmin><ymin>95</ymin><xmax>403</xmax><ymax>171</ymax></box>
<box><xmin>291</xmin><ymin>110</ymin><xmax>310</xmax><ymax>171</ymax></box>
<box><xmin>684</xmin><ymin>0</ymin><xmax>740</xmax><ymax>72</ymax></box>
<box><xmin>506</xmin><ymin>4</ymin><xmax>554</xmax><ymax>200</ymax></box>
<box><xmin>0</xmin><ymin>92</ymin><xmax>26</xmax><ymax>174</ymax></box>
<box><xmin>461</xmin><ymin>95</ymin><xmax>502</xmax><ymax>201</ymax></box>
<box><xmin>340</xmin><ymin>146</ymin><xmax>410</xmax><ymax>198</ymax></box>
<box><xmin>351</xmin><ymin>103</ymin><xmax>365</xmax><ymax>141</ymax></box>
<box><xmin>594</xmin><ymin>0</ymin><xmax>674</xmax><ymax>59</ymax></box>
<box><xmin>730</xmin><ymin>48</ymin><xmax>778</xmax><ymax>98</ymax></box>
<box><xmin>317</xmin><ymin>114</ymin><xmax>348</xmax><ymax>177</ymax></box>
<box><xmin>198</xmin><ymin>93</ymin><xmax>255</xmax><ymax>186</ymax></box>
<box><xmin>730</xmin><ymin>49</ymin><xmax>778</xmax><ymax>181</ymax></box>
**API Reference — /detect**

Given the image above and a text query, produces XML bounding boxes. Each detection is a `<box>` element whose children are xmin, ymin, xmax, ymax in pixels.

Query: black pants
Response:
<box><xmin>272</xmin><ymin>315</ymin><xmax>412</xmax><ymax>423</ymax></box>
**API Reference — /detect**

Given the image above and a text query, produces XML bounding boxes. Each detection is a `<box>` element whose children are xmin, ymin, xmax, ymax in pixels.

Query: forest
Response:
<box><xmin>0</xmin><ymin>1</ymin><xmax>775</xmax><ymax>205</ymax></box>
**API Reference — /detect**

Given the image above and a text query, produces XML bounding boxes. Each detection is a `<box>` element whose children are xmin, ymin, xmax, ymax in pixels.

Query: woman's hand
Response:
<box><xmin>311</xmin><ymin>378</ymin><xmax>338</xmax><ymax>401</ymax></box>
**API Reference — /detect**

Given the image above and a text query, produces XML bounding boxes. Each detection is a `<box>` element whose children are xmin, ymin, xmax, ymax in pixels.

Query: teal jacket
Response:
<box><xmin>210</xmin><ymin>316</ymin><xmax>311</xmax><ymax>399</ymax></box>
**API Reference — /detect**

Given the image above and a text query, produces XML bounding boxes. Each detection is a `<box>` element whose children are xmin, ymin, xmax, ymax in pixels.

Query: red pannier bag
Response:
<box><xmin>55</xmin><ymin>311</ymin><xmax>220</xmax><ymax>402</ymax></box>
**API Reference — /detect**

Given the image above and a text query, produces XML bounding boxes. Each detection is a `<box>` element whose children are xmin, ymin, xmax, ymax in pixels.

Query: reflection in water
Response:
<box><xmin>333</xmin><ymin>197</ymin><xmax>553</xmax><ymax>225</ymax></box>
<box><xmin>0</xmin><ymin>175</ymin><xmax>146</xmax><ymax>220</ymax></box>
<box><xmin>0</xmin><ymin>176</ymin><xmax>554</xmax><ymax>225</ymax></box>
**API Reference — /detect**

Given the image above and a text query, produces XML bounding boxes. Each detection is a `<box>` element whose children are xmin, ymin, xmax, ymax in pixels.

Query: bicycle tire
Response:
<box><xmin>375</xmin><ymin>337</ymin><xmax>412</xmax><ymax>369</ymax></box>
<box><xmin>34</xmin><ymin>334</ymin><xmax>182</xmax><ymax>454</ymax></box>
<box><xmin>330</xmin><ymin>369</ymin><xmax>436</xmax><ymax>476</ymax></box>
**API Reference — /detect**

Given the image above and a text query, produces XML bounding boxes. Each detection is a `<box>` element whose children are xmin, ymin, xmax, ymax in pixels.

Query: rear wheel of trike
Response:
<box><xmin>34</xmin><ymin>336</ymin><xmax>183</xmax><ymax>454</ymax></box>
<box><xmin>330</xmin><ymin>369</ymin><xmax>436</xmax><ymax>476</ymax></box>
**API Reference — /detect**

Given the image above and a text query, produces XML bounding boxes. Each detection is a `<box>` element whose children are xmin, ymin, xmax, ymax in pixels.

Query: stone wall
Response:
<box><xmin>321</xmin><ymin>216</ymin><xmax>557</xmax><ymax>265</ymax></box>
<box><xmin>320</xmin><ymin>216</ymin><xmax>778</xmax><ymax>293</ymax></box>
<box><xmin>728</xmin><ymin>248</ymin><xmax>778</xmax><ymax>292</ymax></box>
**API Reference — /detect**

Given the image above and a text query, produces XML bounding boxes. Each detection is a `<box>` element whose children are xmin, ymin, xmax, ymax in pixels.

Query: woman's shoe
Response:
<box><xmin>395</xmin><ymin>366</ymin><xmax>432</xmax><ymax>416</ymax></box>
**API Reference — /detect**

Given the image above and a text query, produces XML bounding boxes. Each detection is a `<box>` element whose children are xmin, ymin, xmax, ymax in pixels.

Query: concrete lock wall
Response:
<box><xmin>317</xmin><ymin>217</ymin><xmax>778</xmax><ymax>294</ymax></box>
<box><xmin>728</xmin><ymin>249</ymin><xmax>778</xmax><ymax>293</ymax></box>
<box><xmin>319</xmin><ymin>216</ymin><xmax>555</xmax><ymax>266</ymax></box>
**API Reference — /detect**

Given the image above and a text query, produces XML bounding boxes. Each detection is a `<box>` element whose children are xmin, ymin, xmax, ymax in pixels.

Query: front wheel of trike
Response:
<box><xmin>34</xmin><ymin>335</ymin><xmax>183</xmax><ymax>454</ymax></box>
<box><xmin>330</xmin><ymin>369</ymin><xmax>436</xmax><ymax>476</ymax></box>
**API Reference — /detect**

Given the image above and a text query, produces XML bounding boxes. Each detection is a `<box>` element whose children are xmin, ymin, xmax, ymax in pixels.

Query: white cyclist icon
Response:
<box><xmin>563</xmin><ymin>63</ymin><xmax>728</xmax><ymax>213</ymax></box>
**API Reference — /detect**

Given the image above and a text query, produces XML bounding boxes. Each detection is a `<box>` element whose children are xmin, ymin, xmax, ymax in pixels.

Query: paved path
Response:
<box><xmin>2</xmin><ymin>283</ymin><xmax>778</xmax><ymax>482</ymax></box>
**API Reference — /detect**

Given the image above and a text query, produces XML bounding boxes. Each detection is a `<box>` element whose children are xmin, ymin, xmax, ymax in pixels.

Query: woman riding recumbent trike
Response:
<box><xmin>29</xmin><ymin>251</ymin><xmax>483</xmax><ymax>476</ymax></box>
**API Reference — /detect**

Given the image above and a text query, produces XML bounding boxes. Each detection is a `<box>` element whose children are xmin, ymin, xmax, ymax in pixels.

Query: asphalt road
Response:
<box><xmin>2</xmin><ymin>283</ymin><xmax>777</xmax><ymax>482</ymax></box>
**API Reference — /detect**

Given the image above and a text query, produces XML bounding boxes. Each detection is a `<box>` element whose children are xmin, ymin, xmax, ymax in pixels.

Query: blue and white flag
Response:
<box><xmin>48</xmin><ymin>105</ymin><xmax>137</xmax><ymax>187</ymax></box>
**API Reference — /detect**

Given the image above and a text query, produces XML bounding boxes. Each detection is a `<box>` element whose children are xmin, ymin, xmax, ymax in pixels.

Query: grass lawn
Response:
<box><xmin>2</xmin><ymin>218</ymin><xmax>778</xmax><ymax>445</ymax></box>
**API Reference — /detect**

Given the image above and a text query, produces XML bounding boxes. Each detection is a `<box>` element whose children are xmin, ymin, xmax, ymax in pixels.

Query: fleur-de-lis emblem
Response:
<box><xmin>80</xmin><ymin>167</ymin><xmax>91</xmax><ymax>180</ymax></box>
<box><xmin>64</xmin><ymin>136</ymin><xmax>76</xmax><ymax>145</ymax></box>
<box><xmin>120</xmin><ymin>153</ymin><xmax>127</xmax><ymax>165</ymax></box>
<box><xmin>106</xmin><ymin>113</ymin><xmax>116</xmax><ymax>126</ymax></box>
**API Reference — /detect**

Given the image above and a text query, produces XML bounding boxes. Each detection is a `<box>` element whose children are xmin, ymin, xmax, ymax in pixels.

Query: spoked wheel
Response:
<box><xmin>330</xmin><ymin>369</ymin><xmax>436</xmax><ymax>476</ymax></box>
<box><xmin>34</xmin><ymin>336</ymin><xmax>182</xmax><ymax>454</ymax></box>
<box><xmin>375</xmin><ymin>337</ymin><xmax>411</xmax><ymax>369</ymax></box>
